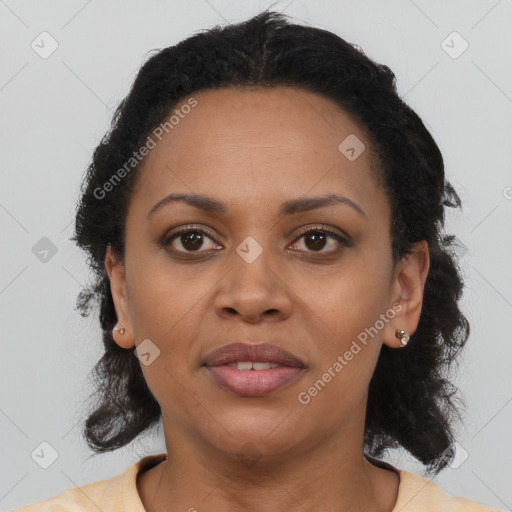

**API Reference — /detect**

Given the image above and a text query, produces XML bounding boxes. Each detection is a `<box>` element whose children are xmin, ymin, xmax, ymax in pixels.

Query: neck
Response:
<box><xmin>137</xmin><ymin>414</ymin><xmax>399</xmax><ymax>512</ymax></box>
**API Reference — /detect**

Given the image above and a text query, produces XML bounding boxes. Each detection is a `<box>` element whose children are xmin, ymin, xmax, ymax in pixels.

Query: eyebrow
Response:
<box><xmin>147</xmin><ymin>192</ymin><xmax>366</xmax><ymax>219</ymax></box>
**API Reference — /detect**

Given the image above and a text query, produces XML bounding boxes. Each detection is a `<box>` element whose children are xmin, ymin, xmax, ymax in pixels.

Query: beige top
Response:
<box><xmin>13</xmin><ymin>453</ymin><xmax>502</xmax><ymax>511</ymax></box>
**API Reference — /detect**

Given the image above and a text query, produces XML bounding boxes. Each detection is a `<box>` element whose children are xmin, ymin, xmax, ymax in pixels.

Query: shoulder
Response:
<box><xmin>11</xmin><ymin>454</ymin><xmax>167</xmax><ymax>512</ymax></box>
<box><xmin>10</xmin><ymin>468</ymin><xmax>128</xmax><ymax>512</ymax></box>
<box><xmin>395</xmin><ymin>469</ymin><xmax>504</xmax><ymax>512</ymax></box>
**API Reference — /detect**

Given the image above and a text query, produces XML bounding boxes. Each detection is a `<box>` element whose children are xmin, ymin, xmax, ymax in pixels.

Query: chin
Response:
<box><xmin>203</xmin><ymin>413</ymin><xmax>305</xmax><ymax>460</ymax></box>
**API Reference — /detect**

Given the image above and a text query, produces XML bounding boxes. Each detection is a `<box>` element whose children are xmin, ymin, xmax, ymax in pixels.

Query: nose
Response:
<box><xmin>213</xmin><ymin>243</ymin><xmax>293</xmax><ymax>324</ymax></box>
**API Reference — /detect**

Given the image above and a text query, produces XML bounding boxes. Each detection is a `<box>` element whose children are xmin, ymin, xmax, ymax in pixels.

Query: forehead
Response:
<box><xmin>129</xmin><ymin>86</ymin><xmax>386</xmax><ymax>220</ymax></box>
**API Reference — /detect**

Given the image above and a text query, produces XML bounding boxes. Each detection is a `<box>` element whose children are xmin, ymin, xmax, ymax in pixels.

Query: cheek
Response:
<box><xmin>126</xmin><ymin>254</ymin><xmax>215</xmax><ymax>370</ymax></box>
<box><xmin>297</xmin><ymin>259</ymin><xmax>391</xmax><ymax>403</ymax></box>
<box><xmin>296</xmin><ymin>292</ymin><xmax>385</xmax><ymax>428</ymax></box>
<box><xmin>126</xmin><ymin>250</ymin><xmax>203</xmax><ymax>336</ymax></box>
<box><xmin>306</xmin><ymin>260</ymin><xmax>391</xmax><ymax>346</ymax></box>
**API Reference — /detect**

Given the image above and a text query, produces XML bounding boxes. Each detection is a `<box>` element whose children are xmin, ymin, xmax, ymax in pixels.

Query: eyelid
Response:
<box><xmin>166</xmin><ymin>223</ymin><xmax>219</xmax><ymax>237</ymax></box>
<box><xmin>163</xmin><ymin>224</ymin><xmax>220</xmax><ymax>247</ymax></box>
<box><xmin>292</xmin><ymin>224</ymin><xmax>351</xmax><ymax>244</ymax></box>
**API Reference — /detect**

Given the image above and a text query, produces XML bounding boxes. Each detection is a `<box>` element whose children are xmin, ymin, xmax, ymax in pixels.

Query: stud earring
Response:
<box><xmin>395</xmin><ymin>329</ymin><xmax>410</xmax><ymax>347</ymax></box>
<box><xmin>113</xmin><ymin>325</ymin><xmax>125</xmax><ymax>335</ymax></box>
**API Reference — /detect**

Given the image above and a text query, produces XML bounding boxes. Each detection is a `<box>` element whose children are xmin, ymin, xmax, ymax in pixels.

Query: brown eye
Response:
<box><xmin>290</xmin><ymin>228</ymin><xmax>348</xmax><ymax>254</ymax></box>
<box><xmin>165</xmin><ymin>227</ymin><xmax>221</xmax><ymax>253</ymax></box>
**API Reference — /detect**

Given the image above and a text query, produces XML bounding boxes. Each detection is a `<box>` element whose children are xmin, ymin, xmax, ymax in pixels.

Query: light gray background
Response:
<box><xmin>1</xmin><ymin>0</ymin><xmax>511</xmax><ymax>510</ymax></box>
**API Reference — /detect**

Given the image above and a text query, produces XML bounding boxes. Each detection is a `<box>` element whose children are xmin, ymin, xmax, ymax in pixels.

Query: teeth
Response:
<box><xmin>252</xmin><ymin>362</ymin><xmax>271</xmax><ymax>370</ymax></box>
<box><xmin>225</xmin><ymin>361</ymin><xmax>282</xmax><ymax>370</ymax></box>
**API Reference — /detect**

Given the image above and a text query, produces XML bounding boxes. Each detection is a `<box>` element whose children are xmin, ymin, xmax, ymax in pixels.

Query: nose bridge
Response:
<box><xmin>214</xmin><ymin>231</ymin><xmax>292</xmax><ymax>321</ymax></box>
<box><xmin>230</xmin><ymin>232</ymin><xmax>277</xmax><ymax>291</ymax></box>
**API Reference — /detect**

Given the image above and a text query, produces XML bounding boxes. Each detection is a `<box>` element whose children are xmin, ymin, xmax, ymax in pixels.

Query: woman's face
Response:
<box><xmin>106</xmin><ymin>86</ymin><xmax>427</xmax><ymax>462</ymax></box>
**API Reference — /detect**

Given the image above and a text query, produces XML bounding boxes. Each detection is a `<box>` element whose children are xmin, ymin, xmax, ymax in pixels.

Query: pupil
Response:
<box><xmin>182</xmin><ymin>232</ymin><xmax>203</xmax><ymax>251</ymax></box>
<box><xmin>306</xmin><ymin>232</ymin><xmax>326</xmax><ymax>251</ymax></box>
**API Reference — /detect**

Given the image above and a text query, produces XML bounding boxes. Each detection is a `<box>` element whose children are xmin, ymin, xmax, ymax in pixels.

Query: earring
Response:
<box><xmin>395</xmin><ymin>329</ymin><xmax>410</xmax><ymax>347</ymax></box>
<box><xmin>113</xmin><ymin>325</ymin><xmax>126</xmax><ymax>335</ymax></box>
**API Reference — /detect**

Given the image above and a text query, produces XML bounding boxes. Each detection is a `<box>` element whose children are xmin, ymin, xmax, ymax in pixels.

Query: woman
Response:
<box><xmin>14</xmin><ymin>9</ymin><xmax>501</xmax><ymax>512</ymax></box>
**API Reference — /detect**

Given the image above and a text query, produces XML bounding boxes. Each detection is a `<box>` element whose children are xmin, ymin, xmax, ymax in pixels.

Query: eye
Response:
<box><xmin>163</xmin><ymin>224</ymin><xmax>349</xmax><ymax>256</ymax></box>
<box><xmin>163</xmin><ymin>225</ymin><xmax>222</xmax><ymax>253</ymax></box>
<box><xmin>290</xmin><ymin>226</ymin><xmax>349</xmax><ymax>254</ymax></box>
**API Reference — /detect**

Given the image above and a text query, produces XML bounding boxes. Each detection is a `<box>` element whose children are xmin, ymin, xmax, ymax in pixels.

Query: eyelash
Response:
<box><xmin>163</xmin><ymin>224</ymin><xmax>349</xmax><ymax>256</ymax></box>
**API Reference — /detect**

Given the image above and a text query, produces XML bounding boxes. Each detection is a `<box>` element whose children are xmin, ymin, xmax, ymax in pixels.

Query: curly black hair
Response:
<box><xmin>71</xmin><ymin>9</ymin><xmax>470</xmax><ymax>476</ymax></box>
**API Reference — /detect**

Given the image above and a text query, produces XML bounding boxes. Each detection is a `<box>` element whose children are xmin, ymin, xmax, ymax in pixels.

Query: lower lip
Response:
<box><xmin>204</xmin><ymin>365</ymin><xmax>304</xmax><ymax>396</ymax></box>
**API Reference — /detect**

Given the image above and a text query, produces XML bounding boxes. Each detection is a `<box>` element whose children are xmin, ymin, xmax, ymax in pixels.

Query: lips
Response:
<box><xmin>202</xmin><ymin>342</ymin><xmax>305</xmax><ymax>397</ymax></box>
<box><xmin>202</xmin><ymin>342</ymin><xmax>305</xmax><ymax>368</ymax></box>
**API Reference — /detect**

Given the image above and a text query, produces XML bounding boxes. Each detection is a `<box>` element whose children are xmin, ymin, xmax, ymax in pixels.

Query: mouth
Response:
<box><xmin>202</xmin><ymin>342</ymin><xmax>305</xmax><ymax>397</ymax></box>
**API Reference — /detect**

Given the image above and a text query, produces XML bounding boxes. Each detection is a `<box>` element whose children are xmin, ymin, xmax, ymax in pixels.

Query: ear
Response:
<box><xmin>104</xmin><ymin>245</ymin><xmax>135</xmax><ymax>349</ymax></box>
<box><xmin>382</xmin><ymin>240</ymin><xmax>430</xmax><ymax>349</ymax></box>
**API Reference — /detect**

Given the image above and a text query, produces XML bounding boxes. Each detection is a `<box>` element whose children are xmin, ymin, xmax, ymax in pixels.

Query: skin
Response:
<box><xmin>105</xmin><ymin>86</ymin><xmax>429</xmax><ymax>512</ymax></box>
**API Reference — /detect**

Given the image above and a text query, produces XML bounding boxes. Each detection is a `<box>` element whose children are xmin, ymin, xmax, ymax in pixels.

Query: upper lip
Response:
<box><xmin>202</xmin><ymin>342</ymin><xmax>305</xmax><ymax>368</ymax></box>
